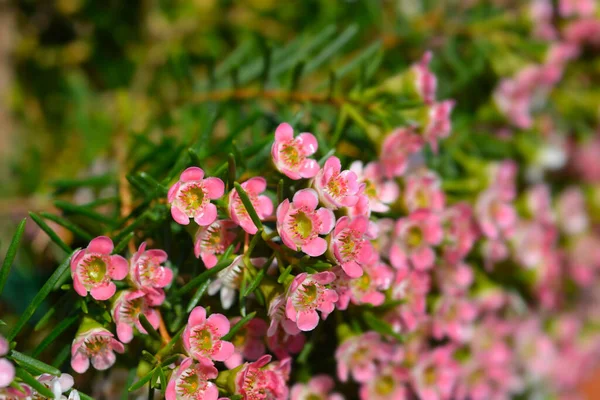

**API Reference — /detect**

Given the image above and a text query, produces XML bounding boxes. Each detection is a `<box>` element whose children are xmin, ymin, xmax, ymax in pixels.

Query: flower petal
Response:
<box><xmin>90</xmin><ymin>282</ymin><xmax>116</xmax><ymax>301</ymax></box>
<box><xmin>109</xmin><ymin>255</ymin><xmax>129</xmax><ymax>280</ymax></box>
<box><xmin>293</xmin><ymin>189</ymin><xmax>319</xmax><ymax>210</ymax></box>
<box><xmin>302</xmin><ymin>237</ymin><xmax>327</xmax><ymax>257</ymax></box>
<box><xmin>275</xmin><ymin>123</ymin><xmax>294</xmax><ymax>142</ymax></box>
<box><xmin>194</xmin><ymin>203</ymin><xmax>218</xmax><ymax>226</ymax></box>
<box><xmin>171</xmin><ymin>206</ymin><xmax>190</xmax><ymax>225</ymax></box>
<box><xmin>297</xmin><ymin>310</ymin><xmax>320</xmax><ymax>331</ymax></box>
<box><xmin>188</xmin><ymin>306</ymin><xmax>207</xmax><ymax>326</ymax></box>
<box><xmin>207</xmin><ymin>314</ymin><xmax>230</xmax><ymax>336</ymax></box>
<box><xmin>181</xmin><ymin>167</ymin><xmax>204</xmax><ymax>182</ymax></box>
<box><xmin>87</xmin><ymin>236</ymin><xmax>114</xmax><ymax>255</ymax></box>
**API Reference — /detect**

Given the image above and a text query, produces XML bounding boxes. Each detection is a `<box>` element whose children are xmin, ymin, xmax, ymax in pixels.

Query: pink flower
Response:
<box><xmin>167</xmin><ymin>167</ymin><xmax>225</xmax><ymax>226</ymax></box>
<box><xmin>413</xmin><ymin>51</ymin><xmax>437</xmax><ymax>104</ymax></box>
<box><xmin>350</xmin><ymin>161</ymin><xmax>399</xmax><ymax>213</ymax></box>
<box><xmin>312</xmin><ymin>156</ymin><xmax>362</xmax><ymax>209</ymax></box>
<box><xmin>194</xmin><ymin>220</ymin><xmax>238</xmax><ymax>269</ymax></box>
<box><xmin>423</xmin><ymin>100</ymin><xmax>455</xmax><ymax>151</ymax></box>
<box><xmin>291</xmin><ymin>375</ymin><xmax>344</xmax><ymax>400</ymax></box>
<box><xmin>267</xmin><ymin>294</ymin><xmax>301</xmax><ymax>337</ymax></box>
<box><xmin>130</xmin><ymin>242</ymin><xmax>173</xmax><ymax>294</ymax></box>
<box><xmin>386</xmin><ymin>270</ymin><xmax>430</xmax><ymax>333</ymax></box>
<box><xmin>166</xmin><ymin>357</ymin><xmax>219</xmax><ymax>400</ymax></box>
<box><xmin>556</xmin><ymin>187</ymin><xmax>588</xmax><ymax>234</ymax></box>
<box><xmin>380</xmin><ymin>128</ymin><xmax>424</xmax><ymax>178</ymax></box>
<box><xmin>266</xmin><ymin>330</ymin><xmax>305</xmax><ymax>361</ymax></box>
<box><xmin>404</xmin><ymin>170</ymin><xmax>445</xmax><ymax>212</ymax></box>
<box><xmin>359</xmin><ymin>364</ymin><xmax>409</xmax><ymax>400</ymax></box>
<box><xmin>565</xmin><ymin>18</ymin><xmax>600</xmax><ymax>47</ymax></box>
<box><xmin>235</xmin><ymin>355</ymin><xmax>291</xmax><ymax>400</ymax></box>
<box><xmin>474</xmin><ymin>189</ymin><xmax>517</xmax><ymax>240</ymax></box>
<box><xmin>559</xmin><ymin>0</ymin><xmax>596</xmax><ymax>17</ymax></box>
<box><xmin>434</xmin><ymin>262</ymin><xmax>473</xmax><ymax>296</ymax></box>
<box><xmin>35</xmin><ymin>373</ymin><xmax>74</xmax><ymax>399</ymax></box>
<box><xmin>271</xmin><ymin>123</ymin><xmax>319</xmax><ymax>180</ymax></box>
<box><xmin>441</xmin><ymin>203</ymin><xmax>477</xmax><ymax>264</ymax></box>
<box><xmin>330</xmin><ymin>215</ymin><xmax>375</xmax><ymax>278</ymax></box>
<box><xmin>525</xmin><ymin>184</ymin><xmax>555</xmax><ymax>225</ymax></box>
<box><xmin>0</xmin><ymin>336</ymin><xmax>14</xmax><ymax>388</ymax></box>
<box><xmin>276</xmin><ymin>189</ymin><xmax>335</xmax><ymax>256</ymax></box>
<box><xmin>432</xmin><ymin>295</ymin><xmax>478</xmax><ymax>343</ymax></box>
<box><xmin>229</xmin><ymin>177</ymin><xmax>273</xmax><ymax>234</ymax></box>
<box><xmin>334</xmin><ymin>262</ymin><xmax>393</xmax><ymax>310</ymax></box>
<box><xmin>335</xmin><ymin>332</ymin><xmax>392</xmax><ymax>383</ymax></box>
<box><xmin>390</xmin><ymin>210</ymin><xmax>443</xmax><ymax>271</ymax></box>
<box><xmin>224</xmin><ymin>317</ymin><xmax>268</xmax><ymax>369</ymax></box>
<box><xmin>411</xmin><ymin>346</ymin><xmax>459</xmax><ymax>400</ymax></box>
<box><xmin>111</xmin><ymin>290</ymin><xmax>160</xmax><ymax>344</ymax></box>
<box><xmin>285</xmin><ymin>272</ymin><xmax>338</xmax><ymax>331</ymax></box>
<box><xmin>572</xmin><ymin>135</ymin><xmax>600</xmax><ymax>183</ymax></box>
<box><xmin>183</xmin><ymin>306</ymin><xmax>234</xmax><ymax>363</ymax></box>
<box><xmin>71</xmin><ymin>327</ymin><xmax>125</xmax><ymax>373</ymax></box>
<box><xmin>71</xmin><ymin>236</ymin><xmax>128</xmax><ymax>301</ymax></box>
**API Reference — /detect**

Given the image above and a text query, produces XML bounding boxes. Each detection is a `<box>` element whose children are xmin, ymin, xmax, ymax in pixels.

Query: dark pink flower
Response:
<box><xmin>165</xmin><ymin>357</ymin><xmax>219</xmax><ymax>400</ymax></box>
<box><xmin>71</xmin><ymin>236</ymin><xmax>128</xmax><ymax>301</ymax></box>
<box><xmin>235</xmin><ymin>355</ymin><xmax>290</xmax><ymax>400</ymax></box>
<box><xmin>312</xmin><ymin>156</ymin><xmax>362</xmax><ymax>209</ymax></box>
<box><xmin>194</xmin><ymin>220</ymin><xmax>239</xmax><ymax>269</ymax></box>
<box><xmin>330</xmin><ymin>215</ymin><xmax>375</xmax><ymax>278</ymax></box>
<box><xmin>130</xmin><ymin>242</ymin><xmax>173</xmax><ymax>297</ymax></box>
<box><xmin>380</xmin><ymin>128</ymin><xmax>425</xmax><ymax>178</ymax></box>
<box><xmin>229</xmin><ymin>177</ymin><xmax>273</xmax><ymax>234</ymax></box>
<box><xmin>285</xmin><ymin>272</ymin><xmax>338</xmax><ymax>331</ymax></box>
<box><xmin>266</xmin><ymin>330</ymin><xmax>305</xmax><ymax>361</ymax></box>
<box><xmin>390</xmin><ymin>210</ymin><xmax>443</xmax><ymax>271</ymax></box>
<box><xmin>271</xmin><ymin>123</ymin><xmax>319</xmax><ymax>180</ymax></box>
<box><xmin>183</xmin><ymin>306</ymin><xmax>234</xmax><ymax>363</ymax></box>
<box><xmin>167</xmin><ymin>167</ymin><xmax>225</xmax><ymax>226</ymax></box>
<box><xmin>423</xmin><ymin>100</ymin><xmax>455</xmax><ymax>152</ymax></box>
<box><xmin>559</xmin><ymin>0</ymin><xmax>596</xmax><ymax>17</ymax></box>
<box><xmin>335</xmin><ymin>332</ymin><xmax>392</xmax><ymax>383</ymax></box>
<box><xmin>292</xmin><ymin>375</ymin><xmax>344</xmax><ymax>400</ymax></box>
<box><xmin>386</xmin><ymin>270</ymin><xmax>430</xmax><ymax>333</ymax></box>
<box><xmin>224</xmin><ymin>317</ymin><xmax>268</xmax><ymax>370</ymax></box>
<box><xmin>441</xmin><ymin>203</ymin><xmax>478</xmax><ymax>264</ymax></box>
<box><xmin>267</xmin><ymin>294</ymin><xmax>301</xmax><ymax>337</ymax></box>
<box><xmin>404</xmin><ymin>170</ymin><xmax>445</xmax><ymax>213</ymax></box>
<box><xmin>276</xmin><ymin>189</ymin><xmax>335</xmax><ymax>256</ymax></box>
<box><xmin>111</xmin><ymin>290</ymin><xmax>160</xmax><ymax>344</ymax></box>
<box><xmin>71</xmin><ymin>327</ymin><xmax>124</xmax><ymax>373</ymax></box>
<box><xmin>350</xmin><ymin>161</ymin><xmax>399</xmax><ymax>213</ymax></box>
<box><xmin>413</xmin><ymin>51</ymin><xmax>437</xmax><ymax>104</ymax></box>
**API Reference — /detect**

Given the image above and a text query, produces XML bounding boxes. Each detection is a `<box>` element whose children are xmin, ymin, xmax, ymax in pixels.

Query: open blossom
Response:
<box><xmin>168</xmin><ymin>167</ymin><xmax>225</xmax><ymax>226</ymax></box>
<box><xmin>559</xmin><ymin>0</ymin><xmax>596</xmax><ymax>17</ymax></box>
<box><xmin>0</xmin><ymin>336</ymin><xmax>14</xmax><ymax>388</ymax></box>
<box><xmin>130</xmin><ymin>242</ymin><xmax>173</xmax><ymax>301</ymax></box>
<box><xmin>194</xmin><ymin>220</ymin><xmax>238</xmax><ymax>269</ymax></box>
<box><xmin>432</xmin><ymin>295</ymin><xmax>478</xmax><ymax>343</ymax></box>
<box><xmin>359</xmin><ymin>364</ymin><xmax>409</xmax><ymax>400</ymax></box>
<box><xmin>335</xmin><ymin>332</ymin><xmax>392</xmax><ymax>383</ymax></box>
<box><xmin>390</xmin><ymin>210</ymin><xmax>443</xmax><ymax>271</ymax></box>
<box><xmin>166</xmin><ymin>357</ymin><xmax>219</xmax><ymax>400</ymax></box>
<box><xmin>291</xmin><ymin>375</ymin><xmax>344</xmax><ymax>400</ymax></box>
<box><xmin>414</xmin><ymin>51</ymin><xmax>437</xmax><ymax>104</ymax></box>
<box><xmin>183</xmin><ymin>306</ymin><xmax>234</xmax><ymax>363</ymax></box>
<box><xmin>271</xmin><ymin>122</ymin><xmax>319</xmax><ymax>180</ymax></box>
<box><xmin>556</xmin><ymin>187</ymin><xmax>588</xmax><ymax>234</ymax></box>
<box><xmin>330</xmin><ymin>215</ymin><xmax>375</xmax><ymax>278</ymax></box>
<box><xmin>334</xmin><ymin>262</ymin><xmax>393</xmax><ymax>310</ymax></box>
<box><xmin>229</xmin><ymin>177</ymin><xmax>273</xmax><ymax>234</ymax></box>
<box><xmin>267</xmin><ymin>330</ymin><xmax>305</xmax><ymax>361</ymax></box>
<box><xmin>112</xmin><ymin>290</ymin><xmax>160</xmax><ymax>343</ymax></box>
<box><xmin>412</xmin><ymin>346</ymin><xmax>459</xmax><ymax>400</ymax></box>
<box><xmin>441</xmin><ymin>203</ymin><xmax>477</xmax><ymax>264</ymax></box>
<box><xmin>404</xmin><ymin>170</ymin><xmax>445</xmax><ymax>212</ymax></box>
<box><xmin>35</xmin><ymin>373</ymin><xmax>74</xmax><ymax>400</ymax></box>
<box><xmin>277</xmin><ymin>189</ymin><xmax>335</xmax><ymax>256</ymax></box>
<box><xmin>71</xmin><ymin>236</ymin><xmax>128</xmax><ymax>301</ymax></box>
<box><xmin>285</xmin><ymin>272</ymin><xmax>338</xmax><ymax>331</ymax></box>
<box><xmin>475</xmin><ymin>188</ymin><xmax>517</xmax><ymax>241</ymax></box>
<box><xmin>387</xmin><ymin>270</ymin><xmax>430</xmax><ymax>332</ymax></box>
<box><xmin>435</xmin><ymin>262</ymin><xmax>474</xmax><ymax>296</ymax></box>
<box><xmin>235</xmin><ymin>355</ymin><xmax>291</xmax><ymax>400</ymax></box>
<box><xmin>267</xmin><ymin>294</ymin><xmax>302</xmax><ymax>337</ymax></box>
<box><xmin>71</xmin><ymin>326</ymin><xmax>125</xmax><ymax>373</ymax></box>
<box><xmin>350</xmin><ymin>161</ymin><xmax>399</xmax><ymax>213</ymax></box>
<box><xmin>423</xmin><ymin>100</ymin><xmax>454</xmax><ymax>151</ymax></box>
<box><xmin>312</xmin><ymin>156</ymin><xmax>362</xmax><ymax>209</ymax></box>
<box><xmin>224</xmin><ymin>317</ymin><xmax>268</xmax><ymax>369</ymax></box>
<box><xmin>380</xmin><ymin>127</ymin><xmax>424</xmax><ymax>178</ymax></box>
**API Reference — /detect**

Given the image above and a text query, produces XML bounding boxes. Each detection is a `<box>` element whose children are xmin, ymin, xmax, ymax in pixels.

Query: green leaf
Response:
<box><xmin>51</xmin><ymin>174</ymin><xmax>115</xmax><ymax>192</ymax></box>
<box><xmin>363</xmin><ymin>311</ymin><xmax>404</xmax><ymax>342</ymax></box>
<box><xmin>242</xmin><ymin>268</ymin><xmax>265</xmax><ymax>298</ymax></box>
<box><xmin>156</xmin><ymin>326</ymin><xmax>185</xmax><ymax>359</ymax></box>
<box><xmin>227</xmin><ymin>153</ymin><xmax>236</xmax><ymax>190</ymax></box>
<box><xmin>77</xmin><ymin>391</ymin><xmax>95</xmax><ymax>400</ymax></box>
<box><xmin>8</xmin><ymin>251</ymin><xmax>74</xmax><ymax>340</ymax></box>
<box><xmin>138</xmin><ymin>172</ymin><xmax>167</xmax><ymax>197</ymax></box>
<box><xmin>234</xmin><ymin>182</ymin><xmax>263</xmax><ymax>231</ymax></box>
<box><xmin>304</xmin><ymin>25</ymin><xmax>359</xmax><ymax>74</ymax></box>
<box><xmin>0</xmin><ymin>218</ymin><xmax>26</xmax><ymax>295</ymax></box>
<box><xmin>186</xmin><ymin>279</ymin><xmax>211</xmax><ymax>313</ymax></box>
<box><xmin>128</xmin><ymin>368</ymin><xmax>155</xmax><ymax>392</ymax></box>
<box><xmin>10</xmin><ymin>350</ymin><xmax>62</xmax><ymax>376</ymax></box>
<box><xmin>139</xmin><ymin>314</ymin><xmax>162</xmax><ymax>342</ymax></box>
<box><xmin>32</xmin><ymin>314</ymin><xmax>79</xmax><ymax>357</ymax></box>
<box><xmin>29</xmin><ymin>212</ymin><xmax>72</xmax><ymax>254</ymax></box>
<box><xmin>39</xmin><ymin>212</ymin><xmax>93</xmax><ymax>241</ymax></box>
<box><xmin>176</xmin><ymin>245</ymin><xmax>234</xmax><ymax>296</ymax></box>
<box><xmin>54</xmin><ymin>200</ymin><xmax>117</xmax><ymax>226</ymax></box>
<box><xmin>221</xmin><ymin>311</ymin><xmax>257</xmax><ymax>341</ymax></box>
<box><xmin>15</xmin><ymin>367</ymin><xmax>55</xmax><ymax>398</ymax></box>
<box><xmin>277</xmin><ymin>265</ymin><xmax>293</xmax><ymax>284</ymax></box>
<box><xmin>113</xmin><ymin>232</ymin><xmax>135</xmax><ymax>255</ymax></box>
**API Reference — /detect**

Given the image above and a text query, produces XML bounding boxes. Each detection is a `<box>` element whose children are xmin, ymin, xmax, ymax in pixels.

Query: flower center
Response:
<box><xmin>326</xmin><ymin>176</ymin><xmax>347</xmax><ymax>199</ymax></box>
<box><xmin>193</xmin><ymin>328</ymin><xmax>215</xmax><ymax>353</ymax></box>
<box><xmin>180</xmin><ymin>184</ymin><xmax>206</xmax><ymax>212</ymax></box>
<box><xmin>424</xmin><ymin>366</ymin><xmax>437</xmax><ymax>385</ymax></box>
<box><xmin>83</xmin><ymin>335</ymin><xmax>110</xmax><ymax>356</ymax></box>
<box><xmin>375</xmin><ymin>375</ymin><xmax>395</xmax><ymax>395</ymax></box>
<box><xmin>339</xmin><ymin>230</ymin><xmax>360</xmax><ymax>260</ymax></box>
<box><xmin>82</xmin><ymin>256</ymin><xmax>108</xmax><ymax>284</ymax></box>
<box><xmin>307</xmin><ymin>394</ymin><xmax>323</xmax><ymax>400</ymax></box>
<box><xmin>406</xmin><ymin>226</ymin><xmax>423</xmax><ymax>248</ymax></box>
<box><xmin>364</xmin><ymin>179</ymin><xmax>378</xmax><ymax>199</ymax></box>
<box><xmin>293</xmin><ymin>211</ymin><xmax>313</xmax><ymax>239</ymax></box>
<box><xmin>356</xmin><ymin>273</ymin><xmax>371</xmax><ymax>291</ymax></box>
<box><xmin>121</xmin><ymin>297</ymin><xmax>144</xmax><ymax>322</ymax></box>
<box><xmin>281</xmin><ymin>140</ymin><xmax>304</xmax><ymax>167</ymax></box>
<box><xmin>302</xmin><ymin>284</ymin><xmax>318</xmax><ymax>304</ymax></box>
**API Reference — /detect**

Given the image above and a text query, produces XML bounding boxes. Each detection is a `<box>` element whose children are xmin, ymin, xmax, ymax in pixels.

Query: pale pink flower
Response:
<box><xmin>413</xmin><ymin>51</ymin><xmax>437</xmax><ymax>104</ymax></box>
<box><xmin>335</xmin><ymin>332</ymin><xmax>392</xmax><ymax>383</ymax></box>
<box><xmin>423</xmin><ymin>100</ymin><xmax>455</xmax><ymax>151</ymax></box>
<box><xmin>556</xmin><ymin>187</ymin><xmax>588</xmax><ymax>234</ymax></box>
<box><xmin>526</xmin><ymin>184</ymin><xmax>554</xmax><ymax>225</ymax></box>
<box><xmin>71</xmin><ymin>327</ymin><xmax>125</xmax><ymax>373</ymax></box>
<box><xmin>235</xmin><ymin>355</ymin><xmax>291</xmax><ymax>400</ymax></box>
<box><xmin>488</xmin><ymin>160</ymin><xmax>518</xmax><ymax>202</ymax></box>
<box><xmin>271</xmin><ymin>122</ymin><xmax>319</xmax><ymax>180</ymax></box>
<box><xmin>334</xmin><ymin>262</ymin><xmax>393</xmax><ymax>310</ymax></box>
<box><xmin>514</xmin><ymin>318</ymin><xmax>558</xmax><ymax>382</ymax></box>
<box><xmin>568</xmin><ymin>234</ymin><xmax>600</xmax><ymax>286</ymax></box>
<box><xmin>224</xmin><ymin>317</ymin><xmax>268</xmax><ymax>369</ymax></box>
<box><xmin>229</xmin><ymin>177</ymin><xmax>273</xmax><ymax>234</ymax></box>
<box><xmin>390</xmin><ymin>210</ymin><xmax>443</xmax><ymax>271</ymax></box>
<box><xmin>165</xmin><ymin>357</ymin><xmax>219</xmax><ymax>400</ymax></box>
<box><xmin>435</xmin><ymin>262</ymin><xmax>474</xmax><ymax>296</ymax></box>
<box><xmin>167</xmin><ymin>167</ymin><xmax>225</xmax><ymax>226</ymax></box>
<box><xmin>71</xmin><ymin>236</ymin><xmax>128</xmax><ymax>301</ymax></box>
<box><xmin>359</xmin><ymin>364</ymin><xmax>409</xmax><ymax>400</ymax></box>
<box><xmin>266</xmin><ymin>330</ymin><xmax>305</xmax><ymax>361</ymax></box>
<box><xmin>292</xmin><ymin>375</ymin><xmax>344</xmax><ymax>400</ymax></box>
<box><xmin>0</xmin><ymin>336</ymin><xmax>14</xmax><ymax>388</ymax></box>
<box><xmin>441</xmin><ymin>203</ymin><xmax>477</xmax><ymax>264</ymax></box>
<box><xmin>572</xmin><ymin>135</ymin><xmax>600</xmax><ymax>183</ymax></box>
<box><xmin>111</xmin><ymin>290</ymin><xmax>160</xmax><ymax>344</ymax></box>
<box><xmin>0</xmin><ymin>385</ymin><xmax>31</xmax><ymax>399</ymax></box>
<box><xmin>432</xmin><ymin>295</ymin><xmax>478</xmax><ymax>343</ymax></box>
<box><xmin>276</xmin><ymin>189</ymin><xmax>335</xmax><ymax>256</ymax></box>
<box><xmin>511</xmin><ymin>221</ymin><xmax>557</xmax><ymax>269</ymax></box>
<box><xmin>285</xmin><ymin>272</ymin><xmax>338</xmax><ymax>331</ymax></box>
<box><xmin>386</xmin><ymin>270</ymin><xmax>430</xmax><ymax>332</ymax></box>
<box><xmin>474</xmin><ymin>189</ymin><xmax>517</xmax><ymax>240</ymax></box>
<box><xmin>35</xmin><ymin>373</ymin><xmax>74</xmax><ymax>400</ymax></box>
<box><xmin>312</xmin><ymin>156</ymin><xmax>362</xmax><ymax>209</ymax></box>
<box><xmin>194</xmin><ymin>220</ymin><xmax>238</xmax><ymax>269</ymax></box>
<box><xmin>130</xmin><ymin>242</ymin><xmax>173</xmax><ymax>300</ymax></box>
<box><xmin>380</xmin><ymin>128</ymin><xmax>424</xmax><ymax>178</ymax></box>
<box><xmin>345</xmin><ymin>195</ymin><xmax>373</xmax><ymax>220</ymax></box>
<box><xmin>559</xmin><ymin>0</ymin><xmax>596</xmax><ymax>17</ymax></box>
<box><xmin>404</xmin><ymin>170</ymin><xmax>445</xmax><ymax>212</ymax></box>
<box><xmin>208</xmin><ymin>256</ymin><xmax>269</xmax><ymax>310</ymax></box>
<box><xmin>411</xmin><ymin>346</ymin><xmax>459</xmax><ymax>400</ymax></box>
<box><xmin>267</xmin><ymin>293</ymin><xmax>301</xmax><ymax>337</ymax></box>
<box><xmin>531</xmin><ymin>0</ymin><xmax>558</xmax><ymax>40</ymax></box>
<box><xmin>330</xmin><ymin>215</ymin><xmax>375</xmax><ymax>278</ymax></box>
<box><xmin>183</xmin><ymin>306</ymin><xmax>234</xmax><ymax>363</ymax></box>
<box><xmin>565</xmin><ymin>18</ymin><xmax>600</xmax><ymax>47</ymax></box>
<box><xmin>350</xmin><ymin>161</ymin><xmax>399</xmax><ymax>213</ymax></box>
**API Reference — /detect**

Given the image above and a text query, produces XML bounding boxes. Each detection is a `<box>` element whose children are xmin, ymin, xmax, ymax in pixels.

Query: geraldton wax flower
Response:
<box><xmin>390</xmin><ymin>210</ymin><xmax>443</xmax><ymax>272</ymax></box>
<box><xmin>350</xmin><ymin>161</ymin><xmax>400</xmax><ymax>213</ymax></box>
<box><xmin>228</xmin><ymin>177</ymin><xmax>273</xmax><ymax>234</ymax></box>
<box><xmin>235</xmin><ymin>355</ymin><xmax>291</xmax><ymax>400</ymax></box>
<box><xmin>312</xmin><ymin>156</ymin><xmax>362</xmax><ymax>209</ymax></box>
<box><xmin>330</xmin><ymin>215</ymin><xmax>375</xmax><ymax>278</ymax></box>
<box><xmin>70</xmin><ymin>326</ymin><xmax>124</xmax><ymax>373</ymax></box>
<box><xmin>194</xmin><ymin>219</ymin><xmax>238</xmax><ymax>269</ymax></box>
<box><xmin>380</xmin><ymin>127</ymin><xmax>424</xmax><ymax>178</ymax></box>
<box><xmin>285</xmin><ymin>271</ymin><xmax>338</xmax><ymax>332</ymax></box>
<box><xmin>183</xmin><ymin>306</ymin><xmax>234</xmax><ymax>363</ymax></box>
<box><xmin>271</xmin><ymin>122</ymin><xmax>319</xmax><ymax>180</ymax></box>
<box><xmin>130</xmin><ymin>242</ymin><xmax>173</xmax><ymax>292</ymax></box>
<box><xmin>277</xmin><ymin>188</ymin><xmax>335</xmax><ymax>257</ymax></box>
<box><xmin>335</xmin><ymin>331</ymin><xmax>392</xmax><ymax>383</ymax></box>
<box><xmin>71</xmin><ymin>236</ymin><xmax>128</xmax><ymax>301</ymax></box>
<box><xmin>291</xmin><ymin>375</ymin><xmax>344</xmax><ymax>400</ymax></box>
<box><xmin>168</xmin><ymin>167</ymin><xmax>225</xmax><ymax>226</ymax></box>
<box><xmin>165</xmin><ymin>357</ymin><xmax>219</xmax><ymax>400</ymax></box>
<box><xmin>111</xmin><ymin>290</ymin><xmax>160</xmax><ymax>344</ymax></box>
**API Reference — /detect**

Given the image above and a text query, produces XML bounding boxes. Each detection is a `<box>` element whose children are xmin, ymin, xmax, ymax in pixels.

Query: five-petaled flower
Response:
<box><xmin>229</xmin><ymin>177</ymin><xmax>273</xmax><ymax>234</ymax></box>
<box><xmin>183</xmin><ymin>306</ymin><xmax>235</xmax><ymax>363</ymax></box>
<box><xmin>330</xmin><ymin>215</ymin><xmax>375</xmax><ymax>278</ymax></box>
<box><xmin>312</xmin><ymin>156</ymin><xmax>363</xmax><ymax>209</ymax></box>
<box><xmin>71</xmin><ymin>326</ymin><xmax>124</xmax><ymax>373</ymax></box>
<box><xmin>272</xmin><ymin>123</ymin><xmax>320</xmax><ymax>180</ymax></box>
<box><xmin>285</xmin><ymin>272</ymin><xmax>338</xmax><ymax>331</ymax></box>
<box><xmin>166</xmin><ymin>357</ymin><xmax>219</xmax><ymax>400</ymax></box>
